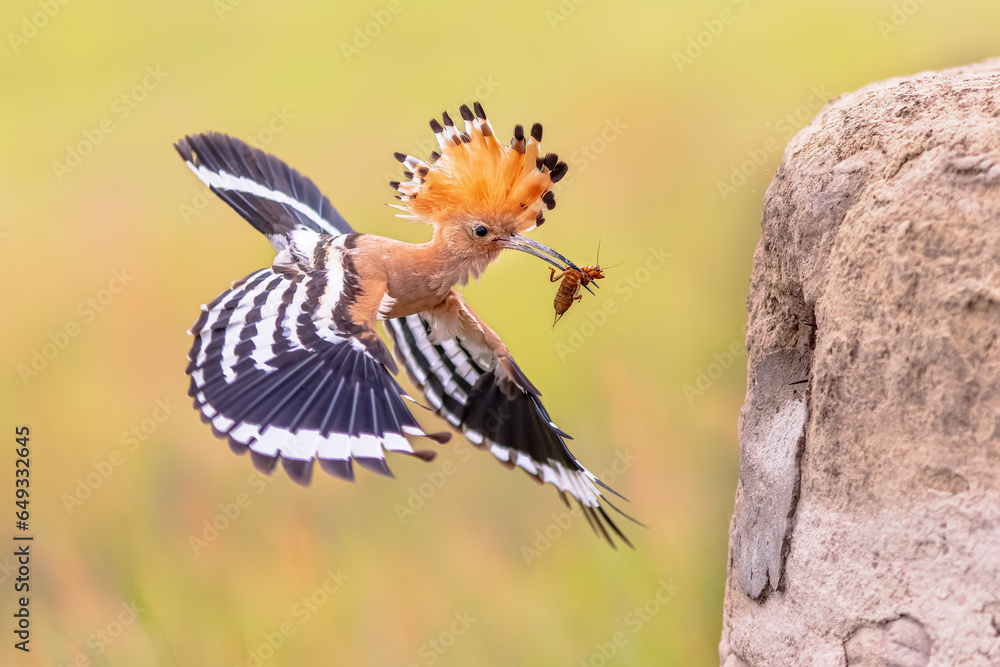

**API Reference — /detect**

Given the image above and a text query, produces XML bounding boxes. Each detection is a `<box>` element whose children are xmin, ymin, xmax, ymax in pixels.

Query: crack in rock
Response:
<box><xmin>733</xmin><ymin>349</ymin><xmax>810</xmax><ymax>600</ymax></box>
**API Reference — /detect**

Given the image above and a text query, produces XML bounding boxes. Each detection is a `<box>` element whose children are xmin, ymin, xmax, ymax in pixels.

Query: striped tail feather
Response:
<box><xmin>175</xmin><ymin>132</ymin><xmax>354</xmax><ymax>245</ymax></box>
<box><xmin>385</xmin><ymin>313</ymin><xmax>637</xmax><ymax>548</ymax></box>
<box><xmin>188</xmin><ymin>266</ymin><xmax>448</xmax><ymax>486</ymax></box>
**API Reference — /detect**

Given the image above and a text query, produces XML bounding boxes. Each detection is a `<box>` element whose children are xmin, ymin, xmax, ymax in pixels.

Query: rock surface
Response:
<box><xmin>720</xmin><ymin>60</ymin><xmax>1000</xmax><ymax>666</ymax></box>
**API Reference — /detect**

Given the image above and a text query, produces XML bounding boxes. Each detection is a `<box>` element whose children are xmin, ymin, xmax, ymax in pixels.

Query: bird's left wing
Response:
<box><xmin>385</xmin><ymin>290</ymin><xmax>635</xmax><ymax>547</ymax></box>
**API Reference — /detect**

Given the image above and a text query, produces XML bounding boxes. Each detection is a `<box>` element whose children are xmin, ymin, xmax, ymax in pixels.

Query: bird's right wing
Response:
<box><xmin>175</xmin><ymin>132</ymin><xmax>354</xmax><ymax>246</ymax></box>
<box><xmin>385</xmin><ymin>290</ymin><xmax>636</xmax><ymax>548</ymax></box>
<box><xmin>187</xmin><ymin>261</ymin><xmax>448</xmax><ymax>487</ymax></box>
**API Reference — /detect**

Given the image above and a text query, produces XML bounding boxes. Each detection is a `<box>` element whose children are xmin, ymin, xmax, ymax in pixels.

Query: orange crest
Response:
<box><xmin>389</xmin><ymin>103</ymin><xmax>567</xmax><ymax>233</ymax></box>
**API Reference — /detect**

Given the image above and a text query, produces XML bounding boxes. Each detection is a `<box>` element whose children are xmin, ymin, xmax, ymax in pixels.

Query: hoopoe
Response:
<box><xmin>176</xmin><ymin>103</ymin><xmax>635</xmax><ymax>547</ymax></box>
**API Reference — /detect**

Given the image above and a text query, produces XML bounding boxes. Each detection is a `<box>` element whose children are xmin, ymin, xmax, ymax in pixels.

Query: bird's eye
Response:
<box><xmin>474</xmin><ymin>225</ymin><xmax>489</xmax><ymax>238</ymax></box>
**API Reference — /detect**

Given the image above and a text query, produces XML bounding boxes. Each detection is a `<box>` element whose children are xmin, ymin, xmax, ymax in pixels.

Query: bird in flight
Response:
<box><xmin>176</xmin><ymin>103</ymin><xmax>635</xmax><ymax>547</ymax></box>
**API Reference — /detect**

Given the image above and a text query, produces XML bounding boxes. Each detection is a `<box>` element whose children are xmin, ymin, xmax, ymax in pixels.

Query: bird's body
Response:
<box><xmin>176</xmin><ymin>103</ymin><xmax>634</xmax><ymax>546</ymax></box>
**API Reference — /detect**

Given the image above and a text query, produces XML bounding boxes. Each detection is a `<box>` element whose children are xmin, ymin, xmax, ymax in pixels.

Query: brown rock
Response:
<box><xmin>721</xmin><ymin>60</ymin><xmax>1000</xmax><ymax>666</ymax></box>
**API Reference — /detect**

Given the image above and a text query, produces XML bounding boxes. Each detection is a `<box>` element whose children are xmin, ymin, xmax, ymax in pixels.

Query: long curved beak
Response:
<box><xmin>500</xmin><ymin>233</ymin><xmax>598</xmax><ymax>294</ymax></box>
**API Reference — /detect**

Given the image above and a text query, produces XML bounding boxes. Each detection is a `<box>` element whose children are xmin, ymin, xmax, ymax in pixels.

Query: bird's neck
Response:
<box><xmin>424</xmin><ymin>231</ymin><xmax>500</xmax><ymax>288</ymax></box>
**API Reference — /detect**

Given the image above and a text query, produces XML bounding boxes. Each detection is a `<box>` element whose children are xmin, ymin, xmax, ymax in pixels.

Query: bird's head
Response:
<box><xmin>389</xmin><ymin>103</ymin><xmax>581</xmax><ymax>281</ymax></box>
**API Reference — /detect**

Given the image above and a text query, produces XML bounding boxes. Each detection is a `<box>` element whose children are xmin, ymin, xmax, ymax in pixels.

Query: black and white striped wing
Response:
<box><xmin>385</xmin><ymin>310</ymin><xmax>635</xmax><ymax>548</ymax></box>
<box><xmin>175</xmin><ymin>132</ymin><xmax>353</xmax><ymax>246</ymax></box>
<box><xmin>187</xmin><ymin>264</ymin><xmax>447</xmax><ymax>486</ymax></box>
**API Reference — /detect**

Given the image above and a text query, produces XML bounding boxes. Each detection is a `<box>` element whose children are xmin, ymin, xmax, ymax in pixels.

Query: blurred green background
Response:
<box><xmin>2</xmin><ymin>1</ymin><xmax>997</xmax><ymax>665</ymax></box>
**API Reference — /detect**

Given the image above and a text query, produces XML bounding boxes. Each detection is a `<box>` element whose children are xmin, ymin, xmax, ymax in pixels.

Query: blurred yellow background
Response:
<box><xmin>2</xmin><ymin>1</ymin><xmax>997</xmax><ymax>665</ymax></box>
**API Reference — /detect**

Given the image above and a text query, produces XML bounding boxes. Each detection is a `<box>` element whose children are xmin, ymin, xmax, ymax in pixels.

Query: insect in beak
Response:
<box><xmin>501</xmin><ymin>233</ymin><xmax>598</xmax><ymax>295</ymax></box>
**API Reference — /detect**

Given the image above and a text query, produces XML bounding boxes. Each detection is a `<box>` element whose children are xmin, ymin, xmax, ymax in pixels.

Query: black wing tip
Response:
<box><xmin>251</xmin><ymin>450</ymin><xmax>279</xmax><ymax>475</ymax></box>
<box><xmin>408</xmin><ymin>449</ymin><xmax>438</xmax><ymax>462</ymax></box>
<box><xmin>354</xmin><ymin>456</ymin><xmax>394</xmax><ymax>478</ymax></box>
<box><xmin>592</xmin><ymin>476</ymin><xmax>629</xmax><ymax>502</ymax></box>
<box><xmin>596</xmin><ymin>505</ymin><xmax>635</xmax><ymax>550</ymax></box>
<box><xmin>598</xmin><ymin>492</ymin><xmax>646</xmax><ymax>529</ymax></box>
<box><xmin>319</xmin><ymin>458</ymin><xmax>355</xmax><ymax>482</ymax></box>
<box><xmin>174</xmin><ymin>136</ymin><xmax>193</xmax><ymax>161</ymax></box>
<box><xmin>281</xmin><ymin>457</ymin><xmax>315</xmax><ymax>486</ymax></box>
<box><xmin>507</xmin><ymin>360</ymin><xmax>541</xmax><ymax>397</ymax></box>
<box><xmin>552</xmin><ymin>426</ymin><xmax>572</xmax><ymax>440</ymax></box>
<box><xmin>174</xmin><ymin>131</ymin><xmax>235</xmax><ymax>160</ymax></box>
<box><xmin>570</xmin><ymin>495</ymin><xmax>637</xmax><ymax>551</ymax></box>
